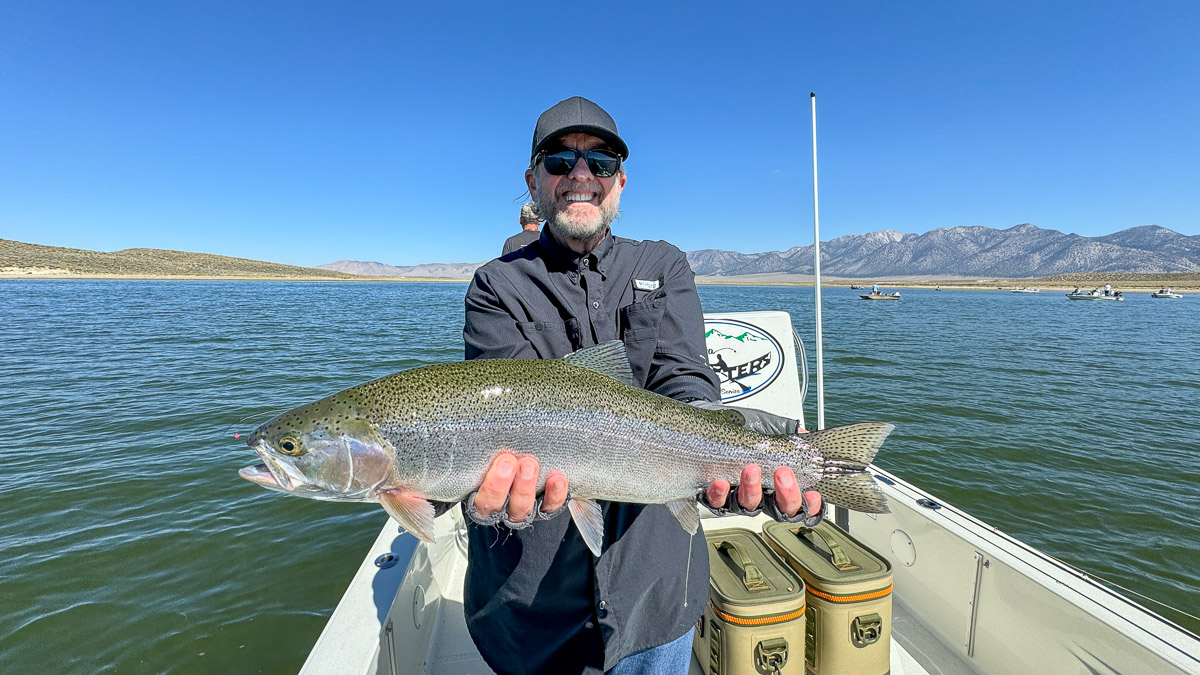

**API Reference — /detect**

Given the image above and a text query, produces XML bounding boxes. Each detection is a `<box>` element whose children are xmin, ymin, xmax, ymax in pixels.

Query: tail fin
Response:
<box><xmin>801</xmin><ymin>422</ymin><xmax>894</xmax><ymax>514</ymax></box>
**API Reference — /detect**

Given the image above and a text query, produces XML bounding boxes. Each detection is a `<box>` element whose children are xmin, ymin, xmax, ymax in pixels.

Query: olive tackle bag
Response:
<box><xmin>760</xmin><ymin>521</ymin><xmax>893</xmax><ymax>675</ymax></box>
<box><xmin>693</xmin><ymin>528</ymin><xmax>807</xmax><ymax>674</ymax></box>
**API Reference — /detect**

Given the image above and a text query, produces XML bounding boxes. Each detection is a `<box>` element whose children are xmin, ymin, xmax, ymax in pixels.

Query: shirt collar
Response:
<box><xmin>537</xmin><ymin>228</ymin><xmax>614</xmax><ymax>275</ymax></box>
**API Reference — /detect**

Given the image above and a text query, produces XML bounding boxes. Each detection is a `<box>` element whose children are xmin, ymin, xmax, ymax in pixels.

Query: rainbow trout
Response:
<box><xmin>239</xmin><ymin>341</ymin><xmax>892</xmax><ymax>555</ymax></box>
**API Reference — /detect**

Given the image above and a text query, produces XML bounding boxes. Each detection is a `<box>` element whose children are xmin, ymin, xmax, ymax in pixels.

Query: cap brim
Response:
<box><xmin>532</xmin><ymin>125</ymin><xmax>628</xmax><ymax>160</ymax></box>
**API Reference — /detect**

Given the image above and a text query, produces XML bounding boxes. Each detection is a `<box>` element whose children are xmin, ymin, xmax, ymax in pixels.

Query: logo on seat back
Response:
<box><xmin>704</xmin><ymin>319</ymin><xmax>785</xmax><ymax>403</ymax></box>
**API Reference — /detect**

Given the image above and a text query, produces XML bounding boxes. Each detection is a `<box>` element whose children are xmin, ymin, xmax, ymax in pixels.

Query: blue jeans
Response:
<box><xmin>606</xmin><ymin>630</ymin><xmax>694</xmax><ymax>675</ymax></box>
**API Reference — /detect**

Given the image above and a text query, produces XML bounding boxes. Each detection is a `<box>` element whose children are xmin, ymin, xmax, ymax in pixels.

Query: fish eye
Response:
<box><xmin>278</xmin><ymin>437</ymin><xmax>305</xmax><ymax>456</ymax></box>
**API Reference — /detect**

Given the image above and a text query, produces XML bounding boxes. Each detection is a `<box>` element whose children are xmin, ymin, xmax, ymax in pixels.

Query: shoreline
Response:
<box><xmin>0</xmin><ymin>270</ymin><xmax>469</xmax><ymax>283</ymax></box>
<box><xmin>3</xmin><ymin>269</ymin><xmax>1195</xmax><ymax>292</ymax></box>
<box><xmin>696</xmin><ymin>281</ymin><xmax>1196</xmax><ymax>292</ymax></box>
<box><xmin>695</xmin><ymin>275</ymin><xmax>1198</xmax><ymax>292</ymax></box>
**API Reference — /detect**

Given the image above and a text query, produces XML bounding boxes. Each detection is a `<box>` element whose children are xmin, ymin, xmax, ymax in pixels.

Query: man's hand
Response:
<box><xmin>706</xmin><ymin>466</ymin><xmax>823</xmax><ymax>520</ymax></box>
<box><xmin>472</xmin><ymin>452</ymin><xmax>568</xmax><ymax>522</ymax></box>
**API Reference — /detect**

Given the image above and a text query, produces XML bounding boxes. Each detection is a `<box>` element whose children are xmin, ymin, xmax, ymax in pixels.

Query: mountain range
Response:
<box><xmin>314</xmin><ymin>260</ymin><xmax>482</xmax><ymax>278</ymax></box>
<box><xmin>318</xmin><ymin>224</ymin><xmax>1200</xmax><ymax>279</ymax></box>
<box><xmin>686</xmin><ymin>224</ymin><xmax>1200</xmax><ymax>277</ymax></box>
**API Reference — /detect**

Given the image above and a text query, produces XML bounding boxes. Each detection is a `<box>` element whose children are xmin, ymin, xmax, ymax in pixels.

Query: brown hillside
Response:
<box><xmin>0</xmin><ymin>239</ymin><xmax>354</xmax><ymax>278</ymax></box>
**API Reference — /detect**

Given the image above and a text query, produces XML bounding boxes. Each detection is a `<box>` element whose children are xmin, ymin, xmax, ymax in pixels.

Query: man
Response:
<box><xmin>460</xmin><ymin>96</ymin><xmax>823</xmax><ymax>674</ymax></box>
<box><xmin>501</xmin><ymin>202</ymin><xmax>542</xmax><ymax>255</ymax></box>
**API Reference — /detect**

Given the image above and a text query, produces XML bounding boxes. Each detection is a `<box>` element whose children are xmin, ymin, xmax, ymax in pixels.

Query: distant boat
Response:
<box><xmin>861</xmin><ymin>291</ymin><xmax>901</xmax><ymax>300</ymax></box>
<box><xmin>1151</xmin><ymin>289</ymin><xmax>1183</xmax><ymax>299</ymax></box>
<box><xmin>849</xmin><ymin>284</ymin><xmax>864</xmax><ymax>290</ymax></box>
<box><xmin>1066</xmin><ymin>289</ymin><xmax>1123</xmax><ymax>301</ymax></box>
<box><xmin>1011</xmin><ymin>287</ymin><xmax>1040</xmax><ymax>293</ymax></box>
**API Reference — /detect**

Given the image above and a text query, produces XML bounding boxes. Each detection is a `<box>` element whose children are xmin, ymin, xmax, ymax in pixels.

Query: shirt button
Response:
<box><xmin>653</xmin><ymin>300</ymin><xmax>662</xmax><ymax>309</ymax></box>
<box><xmin>592</xmin><ymin>301</ymin><xmax>599</xmax><ymax>309</ymax></box>
<box><xmin>582</xmin><ymin>259</ymin><xmax>590</xmax><ymax>268</ymax></box>
<box><xmin>598</xmin><ymin>600</ymin><xmax>607</xmax><ymax>610</ymax></box>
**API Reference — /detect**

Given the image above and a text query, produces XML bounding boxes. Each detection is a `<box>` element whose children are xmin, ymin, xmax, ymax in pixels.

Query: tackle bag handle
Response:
<box><xmin>715</xmin><ymin>540</ymin><xmax>769</xmax><ymax>591</ymax></box>
<box><xmin>787</xmin><ymin>526</ymin><xmax>861</xmax><ymax>572</ymax></box>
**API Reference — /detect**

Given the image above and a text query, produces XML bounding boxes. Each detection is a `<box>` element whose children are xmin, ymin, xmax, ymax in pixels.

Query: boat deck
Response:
<box><xmin>303</xmin><ymin>475</ymin><xmax>1200</xmax><ymax>675</ymax></box>
<box><xmin>301</xmin><ymin>508</ymin><xmax>969</xmax><ymax>675</ymax></box>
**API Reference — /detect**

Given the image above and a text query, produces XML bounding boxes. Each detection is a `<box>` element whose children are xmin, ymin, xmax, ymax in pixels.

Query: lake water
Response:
<box><xmin>2</xmin><ymin>281</ymin><xmax>1197</xmax><ymax>671</ymax></box>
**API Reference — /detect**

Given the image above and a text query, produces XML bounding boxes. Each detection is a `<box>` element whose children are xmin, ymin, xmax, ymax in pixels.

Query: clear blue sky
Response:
<box><xmin>2</xmin><ymin>2</ymin><xmax>1197</xmax><ymax>267</ymax></box>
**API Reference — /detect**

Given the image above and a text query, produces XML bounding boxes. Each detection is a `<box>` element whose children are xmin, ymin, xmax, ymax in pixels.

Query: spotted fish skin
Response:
<box><xmin>241</xmin><ymin>341</ymin><xmax>892</xmax><ymax>548</ymax></box>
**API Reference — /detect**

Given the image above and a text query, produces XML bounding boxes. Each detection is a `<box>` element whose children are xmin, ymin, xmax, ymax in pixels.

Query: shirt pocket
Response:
<box><xmin>619</xmin><ymin>297</ymin><xmax>665</xmax><ymax>388</ymax></box>
<box><xmin>620</xmin><ymin>295</ymin><xmax>665</xmax><ymax>343</ymax></box>
<box><xmin>517</xmin><ymin>318</ymin><xmax>580</xmax><ymax>358</ymax></box>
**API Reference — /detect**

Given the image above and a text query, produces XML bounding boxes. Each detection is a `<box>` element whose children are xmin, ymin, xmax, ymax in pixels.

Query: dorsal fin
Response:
<box><xmin>561</xmin><ymin>340</ymin><xmax>633</xmax><ymax>386</ymax></box>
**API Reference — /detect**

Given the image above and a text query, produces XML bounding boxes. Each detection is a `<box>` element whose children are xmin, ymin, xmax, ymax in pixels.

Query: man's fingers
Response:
<box><xmin>706</xmin><ymin>479</ymin><xmax>731</xmax><ymax>509</ymax></box>
<box><xmin>772</xmin><ymin>467</ymin><xmax>803</xmax><ymax>518</ymax></box>
<box><xmin>473</xmin><ymin>453</ymin><xmax>517</xmax><ymax>517</ymax></box>
<box><xmin>541</xmin><ymin>472</ymin><xmax>568</xmax><ymax>513</ymax></box>
<box><xmin>506</xmin><ymin>456</ymin><xmax>540</xmax><ymax>522</ymax></box>
<box><xmin>738</xmin><ymin>465</ymin><xmax>762</xmax><ymax>510</ymax></box>
<box><xmin>706</xmin><ymin>466</ymin><xmax>820</xmax><ymax>519</ymax></box>
<box><xmin>803</xmin><ymin>490</ymin><xmax>823</xmax><ymax>519</ymax></box>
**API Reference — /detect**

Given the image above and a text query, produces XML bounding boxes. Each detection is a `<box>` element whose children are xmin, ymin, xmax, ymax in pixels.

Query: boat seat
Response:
<box><xmin>703</xmin><ymin>311</ymin><xmax>806</xmax><ymax>429</ymax></box>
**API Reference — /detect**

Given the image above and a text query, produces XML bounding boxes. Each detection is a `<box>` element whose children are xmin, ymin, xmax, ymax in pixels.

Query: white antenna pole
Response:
<box><xmin>810</xmin><ymin>92</ymin><xmax>825</xmax><ymax>431</ymax></box>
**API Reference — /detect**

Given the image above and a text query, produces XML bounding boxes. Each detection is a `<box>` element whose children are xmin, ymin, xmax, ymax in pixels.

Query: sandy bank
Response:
<box><xmin>0</xmin><ymin>268</ymin><xmax>469</xmax><ymax>282</ymax></box>
<box><xmin>4</xmin><ymin>268</ymin><xmax>1194</xmax><ymax>293</ymax></box>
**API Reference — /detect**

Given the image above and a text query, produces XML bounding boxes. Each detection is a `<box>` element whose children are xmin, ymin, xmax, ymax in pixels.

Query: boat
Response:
<box><xmin>300</xmin><ymin>310</ymin><xmax>1200</xmax><ymax>675</ymax></box>
<box><xmin>860</xmin><ymin>291</ymin><xmax>901</xmax><ymax>300</ymax></box>
<box><xmin>1066</xmin><ymin>289</ymin><xmax>1124</xmax><ymax>301</ymax></box>
<box><xmin>1011</xmin><ymin>287</ymin><xmax>1040</xmax><ymax>293</ymax></box>
<box><xmin>1152</xmin><ymin>288</ymin><xmax>1183</xmax><ymax>299</ymax></box>
<box><xmin>850</xmin><ymin>284</ymin><xmax>864</xmax><ymax>290</ymax></box>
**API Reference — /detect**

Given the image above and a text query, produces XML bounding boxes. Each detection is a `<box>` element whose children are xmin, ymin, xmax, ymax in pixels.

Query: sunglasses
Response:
<box><xmin>536</xmin><ymin>147</ymin><xmax>622</xmax><ymax>178</ymax></box>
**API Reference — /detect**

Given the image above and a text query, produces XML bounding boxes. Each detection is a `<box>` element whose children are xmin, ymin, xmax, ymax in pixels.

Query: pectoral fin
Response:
<box><xmin>561</xmin><ymin>341</ymin><xmax>634</xmax><ymax>386</ymax></box>
<box><xmin>378</xmin><ymin>488</ymin><xmax>437</xmax><ymax>543</ymax></box>
<box><xmin>665</xmin><ymin>497</ymin><xmax>700</xmax><ymax>535</ymax></box>
<box><xmin>568</xmin><ymin>498</ymin><xmax>605</xmax><ymax>557</ymax></box>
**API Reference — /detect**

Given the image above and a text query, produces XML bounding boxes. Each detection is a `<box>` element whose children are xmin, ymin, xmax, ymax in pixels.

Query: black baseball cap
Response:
<box><xmin>531</xmin><ymin>96</ymin><xmax>629</xmax><ymax>162</ymax></box>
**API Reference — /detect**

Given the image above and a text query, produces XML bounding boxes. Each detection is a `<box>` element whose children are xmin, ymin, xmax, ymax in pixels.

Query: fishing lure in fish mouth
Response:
<box><xmin>239</xmin><ymin>341</ymin><xmax>892</xmax><ymax>556</ymax></box>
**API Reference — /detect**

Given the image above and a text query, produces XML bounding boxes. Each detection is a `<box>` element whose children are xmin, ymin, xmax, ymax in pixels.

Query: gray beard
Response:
<box><xmin>535</xmin><ymin>187</ymin><xmax>620</xmax><ymax>243</ymax></box>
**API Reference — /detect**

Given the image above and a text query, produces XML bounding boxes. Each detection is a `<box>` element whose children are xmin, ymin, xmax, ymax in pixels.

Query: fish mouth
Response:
<box><xmin>239</xmin><ymin>463</ymin><xmax>281</xmax><ymax>488</ymax></box>
<box><xmin>238</xmin><ymin>462</ymin><xmax>299</xmax><ymax>496</ymax></box>
<box><xmin>243</xmin><ymin>442</ymin><xmax>303</xmax><ymax>492</ymax></box>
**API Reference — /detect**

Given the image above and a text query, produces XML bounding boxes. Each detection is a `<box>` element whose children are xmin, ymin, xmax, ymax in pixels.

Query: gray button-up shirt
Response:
<box><xmin>461</xmin><ymin>230</ymin><xmax>720</xmax><ymax>674</ymax></box>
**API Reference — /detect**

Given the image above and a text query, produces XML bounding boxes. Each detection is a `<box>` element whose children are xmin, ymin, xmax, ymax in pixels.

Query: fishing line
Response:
<box><xmin>682</xmin><ymin>529</ymin><xmax>693</xmax><ymax>608</ymax></box>
<box><xmin>1047</xmin><ymin>554</ymin><xmax>1200</xmax><ymax>624</ymax></box>
<box><xmin>221</xmin><ymin>409</ymin><xmax>289</xmax><ymax>439</ymax></box>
